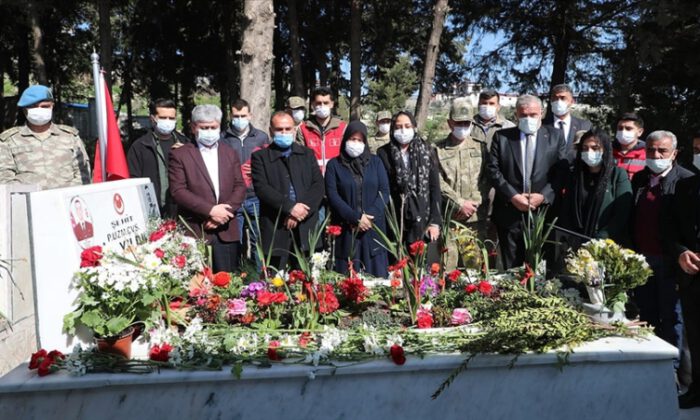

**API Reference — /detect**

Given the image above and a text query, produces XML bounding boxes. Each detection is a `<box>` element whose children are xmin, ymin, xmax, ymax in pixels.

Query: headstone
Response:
<box><xmin>28</xmin><ymin>178</ymin><xmax>159</xmax><ymax>352</ymax></box>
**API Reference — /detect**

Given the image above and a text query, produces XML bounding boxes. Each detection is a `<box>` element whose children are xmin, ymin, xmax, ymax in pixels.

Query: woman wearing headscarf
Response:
<box><xmin>556</xmin><ymin>128</ymin><xmax>632</xmax><ymax>255</ymax></box>
<box><xmin>376</xmin><ymin>111</ymin><xmax>442</xmax><ymax>250</ymax></box>
<box><xmin>325</xmin><ymin>120</ymin><xmax>390</xmax><ymax>277</ymax></box>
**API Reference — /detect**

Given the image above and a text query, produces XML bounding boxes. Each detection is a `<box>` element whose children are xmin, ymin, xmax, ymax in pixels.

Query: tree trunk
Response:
<box><xmin>240</xmin><ymin>0</ymin><xmax>275</xmax><ymax>130</ymax></box>
<box><xmin>549</xmin><ymin>3</ymin><xmax>571</xmax><ymax>89</ymax></box>
<box><xmin>349</xmin><ymin>0</ymin><xmax>362</xmax><ymax>121</ymax></box>
<box><xmin>27</xmin><ymin>0</ymin><xmax>47</xmax><ymax>85</ymax></box>
<box><xmin>414</xmin><ymin>0</ymin><xmax>449</xmax><ymax>131</ymax></box>
<box><xmin>17</xmin><ymin>22</ymin><xmax>30</xmax><ymax>125</ymax></box>
<box><xmin>98</xmin><ymin>0</ymin><xmax>113</xmax><ymax>92</ymax></box>
<box><xmin>221</xmin><ymin>0</ymin><xmax>235</xmax><ymax>128</ymax></box>
<box><xmin>287</xmin><ymin>0</ymin><xmax>305</xmax><ymax>96</ymax></box>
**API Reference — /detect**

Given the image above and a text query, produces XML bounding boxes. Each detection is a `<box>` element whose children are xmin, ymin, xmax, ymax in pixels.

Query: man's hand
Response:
<box><xmin>679</xmin><ymin>250</ymin><xmax>700</xmax><ymax>275</ymax></box>
<box><xmin>510</xmin><ymin>194</ymin><xmax>531</xmax><ymax>212</ymax></box>
<box><xmin>209</xmin><ymin>204</ymin><xmax>233</xmax><ymax>224</ymax></box>
<box><xmin>526</xmin><ymin>193</ymin><xmax>545</xmax><ymax>209</ymax></box>
<box><xmin>285</xmin><ymin>217</ymin><xmax>299</xmax><ymax>230</ymax></box>
<box><xmin>290</xmin><ymin>203</ymin><xmax>310</xmax><ymax>221</ymax></box>
<box><xmin>426</xmin><ymin>225</ymin><xmax>440</xmax><ymax>242</ymax></box>
<box><xmin>459</xmin><ymin>200</ymin><xmax>479</xmax><ymax>219</ymax></box>
<box><xmin>241</xmin><ymin>162</ymin><xmax>251</xmax><ymax>177</ymax></box>
<box><xmin>358</xmin><ymin>214</ymin><xmax>374</xmax><ymax>231</ymax></box>
<box><xmin>203</xmin><ymin>219</ymin><xmax>219</xmax><ymax>230</ymax></box>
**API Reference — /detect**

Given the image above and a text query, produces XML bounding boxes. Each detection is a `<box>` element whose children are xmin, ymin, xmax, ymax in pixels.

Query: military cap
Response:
<box><xmin>376</xmin><ymin>110</ymin><xmax>392</xmax><ymax>121</ymax></box>
<box><xmin>18</xmin><ymin>85</ymin><xmax>54</xmax><ymax>107</ymax></box>
<box><xmin>449</xmin><ymin>102</ymin><xmax>473</xmax><ymax>123</ymax></box>
<box><xmin>286</xmin><ymin>96</ymin><xmax>306</xmax><ymax>109</ymax></box>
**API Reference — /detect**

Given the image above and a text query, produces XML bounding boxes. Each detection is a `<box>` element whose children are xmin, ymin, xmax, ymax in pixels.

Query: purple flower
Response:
<box><xmin>241</xmin><ymin>282</ymin><xmax>266</xmax><ymax>298</ymax></box>
<box><xmin>419</xmin><ymin>275</ymin><xmax>439</xmax><ymax>298</ymax></box>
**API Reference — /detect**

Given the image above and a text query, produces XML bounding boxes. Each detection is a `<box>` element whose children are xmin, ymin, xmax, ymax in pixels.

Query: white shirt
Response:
<box><xmin>198</xmin><ymin>142</ymin><xmax>220</xmax><ymax>201</ymax></box>
<box><xmin>554</xmin><ymin>114</ymin><xmax>572</xmax><ymax>141</ymax></box>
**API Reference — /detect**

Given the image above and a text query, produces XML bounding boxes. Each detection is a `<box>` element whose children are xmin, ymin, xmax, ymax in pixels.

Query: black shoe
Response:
<box><xmin>679</xmin><ymin>389</ymin><xmax>700</xmax><ymax>409</ymax></box>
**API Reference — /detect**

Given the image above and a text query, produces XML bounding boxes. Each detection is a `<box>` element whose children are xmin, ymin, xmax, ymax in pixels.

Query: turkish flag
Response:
<box><xmin>93</xmin><ymin>74</ymin><xmax>129</xmax><ymax>182</ymax></box>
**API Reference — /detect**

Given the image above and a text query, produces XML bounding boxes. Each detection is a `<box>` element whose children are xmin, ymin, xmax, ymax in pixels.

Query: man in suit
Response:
<box><xmin>169</xmin><ymin>104</ymin><xmax>246</xmax><ymax>273</ymax></box>
<box><xmin>251</xmin><ymin>111</ymin><xmax>325</xmax><ymax>271</ymax></box>
<box><xmin>544</xmin><ymin>84</ymin><xmax>592</xmax><ymax>161</ymax></box>
<box><xmin>487</xmin><ymin>94</ymin><xmax>567</xmax><ymax>269</ymax></box>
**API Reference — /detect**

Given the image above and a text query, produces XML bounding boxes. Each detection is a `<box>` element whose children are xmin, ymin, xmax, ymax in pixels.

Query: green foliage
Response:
<box><xmin>365</xmin><ymin>56</ymin><xmax>418</xmax><ymax>112</ymax></box>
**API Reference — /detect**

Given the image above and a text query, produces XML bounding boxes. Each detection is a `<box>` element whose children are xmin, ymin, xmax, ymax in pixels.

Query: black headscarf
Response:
<box><xmin>339</xmin><ymin>120</ymin><xmax>371</xmax><ymax>177</ymax></box>
<box><xmin>572</xmin><ymin>128</ymin><xmax>614</xmax><ymax>237</ymax></box>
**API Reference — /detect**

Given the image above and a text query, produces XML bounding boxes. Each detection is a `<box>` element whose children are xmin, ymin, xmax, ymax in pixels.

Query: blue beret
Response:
<box><xmin>17</xmin><ymin>85</ymin><xmax>54</xmax><ymax>107</ymax></box>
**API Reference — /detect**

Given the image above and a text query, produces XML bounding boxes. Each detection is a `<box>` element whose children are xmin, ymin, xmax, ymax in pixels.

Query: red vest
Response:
<box><xmin>299</xmin><ymin>118</ymin><xmax>347</xmax><ymax>175</ymax></box>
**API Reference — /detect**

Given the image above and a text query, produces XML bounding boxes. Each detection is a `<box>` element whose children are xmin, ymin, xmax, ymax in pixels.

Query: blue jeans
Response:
<box><xmin>236</xmin><ymin>196</ymin><xmax>261</xmax><ymax>271</ymax></box>
<box><xmin>633</xmin><ymin>255</ymin><xmax>684</xmax><ymax>367</ymax></box>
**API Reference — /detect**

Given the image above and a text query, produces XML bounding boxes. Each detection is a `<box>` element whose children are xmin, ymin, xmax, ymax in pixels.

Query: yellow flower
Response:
<box><xmin>272</xmin><ymin>276</ymin><xmax>285</xmax><ymax>287</ymax></box>
<box><xmin>295</xmin><ymin>293</ymin><xmax>306</xmax><ymax>302</ymax></box>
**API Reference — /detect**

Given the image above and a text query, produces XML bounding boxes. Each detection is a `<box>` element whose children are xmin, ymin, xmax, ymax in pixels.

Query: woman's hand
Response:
<box><xmin>426</xmin><ymin>225</ymin><xmax>440</xmax><ymax>241</ymax></box>
<box><xmin>358</xmin><ymin>214</ymin><xmax>374</xmax><ymax>231</ymax></box>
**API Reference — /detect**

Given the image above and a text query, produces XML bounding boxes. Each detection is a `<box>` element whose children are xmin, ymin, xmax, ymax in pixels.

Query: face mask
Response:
<box><xmin>616</xmin><ymin>130</ymin><xmax>637</xmax><ymax>146</ymax></box>
<box><xmin>273</xmin><ymin>132</ymin><xmax>294</xmax><ymax>149</ymax></box>
<box><xmin>518</xmin><ymin>117</ymin><xmax>540</xmax><ymax>135</ymax></box>
<box><xmin>231</xmin><ymin>117</ymin><xmax>250</xmax><ymax>132</ymax></box>
<box><xmin>377</xmin><ymin>123</ymin><xmax>391</xmax><ymax>135</ymax></box>
<box><xmin>197</xmin><ymin>128</ymin><xmax>220</xmax><ymax>146</ymax></box>
<box><xmin>155</xmin><ymin>118</ymin><xmax>176</xmax><ymax>135</ymax></box>
<box><xmin>394</xmin><ymin>128</ymin><xmax>415</xmax><ymax>145</ymax></box>
<box><xmin>694</xmin><ymin>154</ymin><xmax>700</xmax><ymax>171</ymax></box>
<box><xmin>551</xmin><ymin>100</ymin><xmax>570</xmax><ymax>117</ymax></box>
<box><xmin>478</xmin><ymin>105</ymin><xmax>497</xmax><ymax>121</ymax></box>
<box><xmin>452</xmin><ymin>125</ymin><xmax>471</xmax><ymax>140</ymax></box>
<box><xmin>314</xmin><ymin>106</ymin><xmax>331</xmax><ymax>119</ymax></box>
<box><xmin>646</xmin><ymin>158</ymin><xmax>672</xmax><ymax>174</ymax></box>
<box><xmin>292</xmin><ymin>109</ymin><xmax>305</xmax><ymax>124</ymax></box>
<box><xmin>26</xmin><ymin>107</ymin><xmax>52</xmax><ymax>126</ymax></box>
<box><xmin>345</xmin><ymin>141</ymin><xmax>365</xmax><ymax>158</ymax></box>
<box><xmin>581</xmin><ymin>151</ymin><xmax>603</xmax><ymax>167</ymax></box>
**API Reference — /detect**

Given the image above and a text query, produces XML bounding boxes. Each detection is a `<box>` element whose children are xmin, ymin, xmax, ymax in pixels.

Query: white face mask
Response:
<box><xmin>478</xmin><ymin>105</ymin><xmax>497</xmax><ymax>121</ymax></box>
<box><xmin>394</xmin><ymin>128</ymin><xmax>415</xmax><ymax>145</ymax></box>
<box><xmin>693</xmin><ymin>154</ymin><xmax>700</xmax><ymax>171</ymax></box>
<box><xmin>155</xmin><ymin>118</ymin><xmax>176</xmax><ymax>135</ymax></box>
<box><xmin>452</xmin><ymin>125</ymin><xmax>471</xmax><ymax>140</ymax></box>
<box><xmin>345</xmin><ymin>141</ymin><xmax>365</xmax><ymax>158</ymax></box>
<box><xmin>646</xmin><ymin>158</ymin><xmax>672</xmax><ymax>174</ymax></box>
<box><xmin>314</xmin><ymin>105</ymin><xmax>331</xmax><ymax>119</ymax></box>
<box><xmin>197</xmin><ymin>128</ymin><xmax>220</xmax><ymax>146</ymax></box>
<box><xmin>616</xmin><ymin>130</ymin><xmax>637</xmax><ymax>146</ymax></box>
<box><xmin>292</xmin><ymin>109</ymin><xmax>305</xmax><ymax>124</ymax></box>
<box><xmin>26</xmin><ymin>107</ymin><xmax>52</xmax><ymax>126</ymax></box>
<box><xmin>551</xmin><ymin>100</ymin><xmax>570</xmax><ymax>117</ymax></box>
<box><xmin>377</xmin><ymin>123</ymin><xmax>391</xmax><ymax>135</ymax></box>
<box><xmin>518</xmin><ymin>117</ymin><xmax>540</xmax><ymax>135</ymax></box>
<box><xmin>581</xmin><ymin>150</ymin><xmax>603</xmax><ymax>167</ymax></box>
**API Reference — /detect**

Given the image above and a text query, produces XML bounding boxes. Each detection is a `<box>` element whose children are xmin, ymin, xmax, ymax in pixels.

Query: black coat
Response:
<box><xmin>127</xmin><ymin>129</ymin><xmax>190</xmax><ymax>218</ymax></box>
<box><xmin>251</xmin><ymin>143</ymin><xmax>325</xmax><ymax>257</ymax></box>
<box><xmin>487</xmin><ymin>125</ymin><xmax>567</xmax><ymax>226</ymax></box>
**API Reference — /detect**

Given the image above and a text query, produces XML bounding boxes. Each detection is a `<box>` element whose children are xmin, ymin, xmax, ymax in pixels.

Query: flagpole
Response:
<box><xmin>91</xmin><ymin>52</ymin><xmax>107</xmax><ymax>182</ymax></box>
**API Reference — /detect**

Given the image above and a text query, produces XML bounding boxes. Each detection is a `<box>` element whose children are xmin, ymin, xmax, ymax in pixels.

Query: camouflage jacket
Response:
<box><xmin>470</xmin><ymin>114</ymin><xmax>515</xmax><ymax>150</ymax></box>
<box><xmin>435</xmin><ymin>134</ymin><xmax>490</xmax><ymax>221</ymax></box>
<box><xmin>368</xmin><ymin>132</ymin><xmax>390</xmax><ymax>153</ymax></box>
<box><xmin>0</xmin><ymin>123</ymin><xmax>91</xmax><ymax>189</ymax></box>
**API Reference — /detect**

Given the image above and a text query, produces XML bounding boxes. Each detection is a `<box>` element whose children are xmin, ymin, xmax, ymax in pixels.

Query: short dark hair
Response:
<box><xmin>269</xmin><ymin>110</ymin><xmax>293</xmax><ymax>127</ymax></box>
<box><xmin>231</xmin><ymin>99</ymin><xmax>250</xmax><ymax>111</ymax></box>
<box><xmin>311</xmin><ymin>86</ymin><xmax>334</xmax><ymax>102</ymax></box>
<box><xmin>479</xmin><ymin>89</ymin><xmax>500</xmax><ymax>102</ymax></box>
<box><xmin>619</xmin><ymin>112</ymin><xmax>644</xmax><ymax>128</ymax></box>
<box><xmin>550</xmin><ymin>84</ymin><xmax>573</xmax><ymax>96</ymax></box>
<box><xmin>149</xmin><ymin>98</ymin><xmax>176</xmax><ymax>116</ymax></box>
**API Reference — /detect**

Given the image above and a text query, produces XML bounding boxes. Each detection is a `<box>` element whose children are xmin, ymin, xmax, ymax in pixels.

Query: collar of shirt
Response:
<box><xmin>649</xmin><ymin>165</ymin><xmax>673</xmax><ymax>187</ymax></box>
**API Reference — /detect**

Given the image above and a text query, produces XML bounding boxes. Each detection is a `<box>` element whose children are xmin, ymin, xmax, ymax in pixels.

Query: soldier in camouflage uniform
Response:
<box><xmin>0</xmin><ymin>85</ymin><xmax>91</xmax><ymax>189</ymax></box>
<box><xmin>367</xmin><ymin>110</ymin><xmax>391</xmax><ymax>153</ymax></box>
<box><xmin>435</xmin><ymin>101</ymin><xmax>491</xmax><ymax>270</ymax></box>
<box><xmin>470</xmin><ymin>89</ymin><xmax>516</xmax><ymax>150</ymax></box>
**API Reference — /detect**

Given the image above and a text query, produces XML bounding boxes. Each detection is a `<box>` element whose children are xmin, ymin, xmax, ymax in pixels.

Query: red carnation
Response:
<box><xmin>478</xmin><ymin>281</ymin><xmax>493</xmax><ymax>296</ymax></box>
<box><xmin>388</xmin><ymin>257</ymin><xmax>408</xmax><ymax>272</ymax></box>
<box><xmin>465</xmin><ymin>283</ymin><xmax>478</xmax><ymax>294</ymax></box>
<box><xmin>288</xmin><ymin>270</ymin><xmax>306</xmax><ymax>284</ymax></box>
<box><xmin>299</xmin><ymin>332</ymin><xmax>312</xmax><ymax>348</ymax></box>
<box><xmin>172</xmin><ymin>255</ymin><xmax>187</xmax><ymax>269</ymax></box>
<box><xmin>47</xmin><ymin>350</ymin><xmax>64</xmax><ymax>360</ymax></box>
<box><xmin>416</xmin><ymin>308</ymin><xmax>433</xmax><ymax>329</ymax></box>
<box><xmin>154</xmin><ymin>248</ymin><xmax>165</xmax><ymax>259</ymax></box>
<box><xmin>267</xmin><ymin>341</ymin><xmax>283</xmax><ymax>361</ymax></box>
<box><xmin>80</xmin><ymin>246</ymin><xmax>102</xmax><ymax>268</ymax></box>
<box><xmin>430</xmin><ymin>263</ymin><xmax>441</xmax><ymax>276</ymax></box>
<box><xmin>29</xmin><ymin>349</ymin><xmax>48</xmax><ymax>369</ymax></box>
<box><xmin>149</xmin><ymin>229</ymin><xmax>166</xmax><ymax>242</ymax></box>
<box><xmin>202</xmin><ymin>266</ymin><xmax>213</xmax><ymax>281</ymax></box>
<box><xmin>160</xmin><ymin>220</ymin><xmax>177</xmax><ymax>232</ymax></box>
<box><xmin>149</xmin><ymin>343</ymin><xmax>173</xmax><ymax>362</ymax></box>
<box><xmin>37</xmin><ymin>358</ymin><xmax>56</xmax><ymax>377</ymax></box>
<box><xmin>339</xmin><ymin>277</ymin><xmax>368</xmax><ymax>304</ymax></box>
<box><xmin>257</xmin><ymin>291</ymin><xmax>288</xmax><ymax>307</ymax></box>
<box><xmin>212</xmin><ymin>272</ymin><xmax>231</xmax><ymax>288</ymax></box>
<box><xmin>520</xmin><ymin>264</ymin><xmax>535</xmax><ymax>286</ymax></box>
<box><xmin>317</xmin><ymin>284</ymin><xmax>340</xmax><ymax>314</ymax></box>
<box><xmin>447</xmin><ymin>269</ymin><xmax>461</xmax><ymax>282</ymax></box>
<box><xmin>326</xmin><ymin>225</ymin><xmax>342</xmax><ymax>237</ymax></box>
<box><xmin>408</xmin><ymin>240</ymin><xmax>425</xmax><ymax>257</ymax></box>
<box><xmin>390</xmin><ymin>344</ymin><xmax>406</xmax><ymax>365</ymax></box>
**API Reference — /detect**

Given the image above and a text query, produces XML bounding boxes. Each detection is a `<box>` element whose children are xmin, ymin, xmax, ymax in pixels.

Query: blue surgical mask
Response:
<box><xmin>551</xmin><ymin>100</ymin><xmax>570</xmax><ymax>117</ymax></box>
<box><xmin>197</xmin><ymin>128</ymin><xmax>220</xmax><ymax>147</ymax></box>
<box><xmin>274</xmin><ymin>133</ymin><xmax>294</xmax><ymax>149</ymax></box>
<box><xmin>518</xmin><ymin>117</ymin><xmax>540</xmax><ymax>135</ymax></box>
<box><xmin>581</xmin><ymin>150</ymin><xmax>603</xmax><ymax>167</ymax></box>
<box><xmin>231</xmin><ymin>117</ymin><xmax>250</xmax><ymax>132</ymax></box>
<box><xmin>646</xmin><ymin>158</ymin><xmax>672</xmax><ymax>174</ymax></box>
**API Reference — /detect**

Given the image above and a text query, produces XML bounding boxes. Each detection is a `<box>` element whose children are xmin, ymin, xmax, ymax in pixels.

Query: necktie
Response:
<box><xmin>558</xmin><ymin>120</ymin><xmax>566</xmax><ymax>142</ymax></box>
<box><xmin>524</xmin><ymin>134</ymin><xmax>535</xmax><ymax>192</ymax></box>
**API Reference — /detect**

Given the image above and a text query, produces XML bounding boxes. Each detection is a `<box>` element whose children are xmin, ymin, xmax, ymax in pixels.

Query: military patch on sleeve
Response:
<box><xmin>0</xmin><ymin>127</ymin><xmax>20</xmax><ymax>142</ymax></box>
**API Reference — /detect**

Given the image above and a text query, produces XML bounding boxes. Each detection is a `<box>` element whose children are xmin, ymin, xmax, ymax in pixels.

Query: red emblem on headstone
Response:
<box><xmin>113</xmin><ymin>193</ymin><xmax>125</xmax><ymax>215</ymax></box>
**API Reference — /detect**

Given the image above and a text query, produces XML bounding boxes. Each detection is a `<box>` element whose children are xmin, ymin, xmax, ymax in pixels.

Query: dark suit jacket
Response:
<box><xmin>667</xmin><ymin>172</ymin><xmax>700</xmax><ymax>288</ymax></box>
<box><xmin>487</xmin><ymin>125</ymin><xmax>567</xmax><ymax>225</ymax></box>
<box><xmin>251</xmin><ymin>143</ymin><xmax>325</xmax><ymax>256</ymax></box>
<box><xmin>169</xmin><ymin>142</ymin><xmax>246</xmax><ymax>243</ymax></box>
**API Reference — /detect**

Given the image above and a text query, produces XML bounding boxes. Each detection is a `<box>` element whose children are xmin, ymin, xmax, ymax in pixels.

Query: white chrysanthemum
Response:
<box><xmin>363</xmin><ymin>332</ymin><xmax>384</xmax><ymax>356</ymax></box>
<box><xmin>142</xmin><ymin>253</ymin><xmax>162</xmax><ymax>270</ymax></box>
<box><xmin>385</xmin><ymin>333</ymin><xmax>404</xmax><ymax>348</ymax></box>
